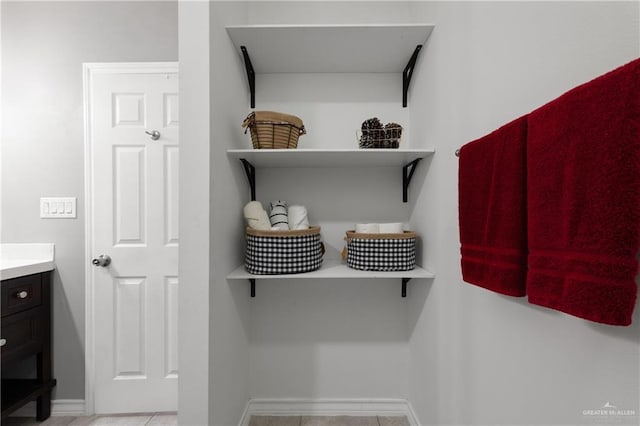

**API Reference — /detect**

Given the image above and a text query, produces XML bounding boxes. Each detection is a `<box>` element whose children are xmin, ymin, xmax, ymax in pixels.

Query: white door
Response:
<box><xmin>85</xmin><ymin>63</ymin><xmax>179</xmax><ymax>414</ymax></box>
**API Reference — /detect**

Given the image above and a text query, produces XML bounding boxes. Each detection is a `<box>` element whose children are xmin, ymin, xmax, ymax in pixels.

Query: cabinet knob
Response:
<box><xmin>16</xmin><ymin>290</ymin><xmax>28</xmax><ymax>299</ymax></box>
<box><xmin>0</xmin><ymin>339</ymin><xmax>6</xmax><ymax>347</ymax></box>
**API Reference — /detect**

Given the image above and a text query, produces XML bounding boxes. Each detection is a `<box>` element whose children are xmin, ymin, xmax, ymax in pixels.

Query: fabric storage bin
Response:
<box><xmin>245</xmin><ymin>226</ymin><xmax>323</xmax><ymax>274</ymax></box>
<box><xmin>345</xmin><ymin>230</ymin><xmax>417</xmax><ymax>271</ymax></box>
<box><xmin>242</xmin><ymin>110</ymin><xmax>306</xmax><ymax>149</ymax></box>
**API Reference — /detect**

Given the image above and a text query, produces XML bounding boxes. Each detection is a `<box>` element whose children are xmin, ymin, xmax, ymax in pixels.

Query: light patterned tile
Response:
<box><xmin>249</xmin><ymin>415</ymin><xmax>301</xmax><ymax>426</ymax></box>
<box><xmin>300</xmin><ymin>416</ymin><xmax>378</xmax><ymax>426</ymax></box>
<box><xmin>5</xmin><ymin>417</ymin><xmax>78</xmax><ymax>426</ymax></box>
<box><xmin>67</xmin><ymin>416</ymin><xmax>100</xmax><ymax>426</ymax></box>
<box><xmin>3</xmin><ymin>418</ymin><xmax>39</xmax><ymax>426</ymax></box>
<box><xmin>147</xmin><ymin>414</ymin><xmax>178</xmax><ymax>425</ymax></box>
<box><xmin>86</xmin><ymin>415</ymin><xmax>152</xmax><ymax>425</ymax></box>
<box><xmin>40</xmin><ymin>417</ymin><xmax>79</xmax><ymax>425</ymax></box>
<box><xmin>378</xmin><ymin>416</ymin><xmax>410</xmax><ymax>426</ymax></box>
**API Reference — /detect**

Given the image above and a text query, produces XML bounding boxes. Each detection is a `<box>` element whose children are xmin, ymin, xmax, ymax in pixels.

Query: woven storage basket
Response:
<box><xmin>242</xmin><ymin>111</ymin><xmax>306</xmax><ymax>149</ymax></box>
<box><xmin>358</xmin><ymin>127</ymin><xmax>403</xmax><ymax>149</ymax></box>
<box><xmin>245</xmin><ymin>226</ymin><xmax>323</xmax><ymax>275</ymax></box>
<box><xmin>345</xmin><ymin>230</ymin><xmax>417</xmax><ymax>271</ymax></box>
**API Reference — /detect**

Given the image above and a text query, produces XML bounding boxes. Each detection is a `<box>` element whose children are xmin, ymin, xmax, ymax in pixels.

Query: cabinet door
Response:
<box><xmin>0</xmin><ymin>307</ymin><xmax>44</xmax><ymax>364</ymax></box>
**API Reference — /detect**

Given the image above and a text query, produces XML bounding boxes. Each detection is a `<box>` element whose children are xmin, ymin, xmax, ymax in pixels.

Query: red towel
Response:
<box><xmin>527</xmin><ymin>58</ymin><xmax>640</xmax><ymax>326</ymax></box>
<box><xmin>458</xmin><ymin>116</ymin><xmax>528</xmax><ymax>297</ymax></box>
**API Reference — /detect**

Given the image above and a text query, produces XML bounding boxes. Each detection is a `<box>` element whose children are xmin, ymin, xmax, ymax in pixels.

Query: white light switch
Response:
<box><xmin>40</xmin><ymin>197</ymin><xmax>76</xmax><ymax>218</ymax></box>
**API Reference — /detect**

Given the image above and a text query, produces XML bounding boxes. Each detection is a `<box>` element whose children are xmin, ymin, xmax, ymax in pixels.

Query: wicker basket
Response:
<box><xmin>245</xmin><ymin>226</ymin><xmax>323</xmax><ymax>275</ymax></box>
<box><xmin>345</xmin><ymin>230</ymin><xmax>417</xmax><ymax>271</ymax></box>
<box><xmin>242</xmin><ymin>111</ymin><xmax>306</xmax><ymax>149</ymax></box>
<box><xmin>358</xmin><ymin>127</ymin><xmax>402</xmax><ymax>149</ymax></box>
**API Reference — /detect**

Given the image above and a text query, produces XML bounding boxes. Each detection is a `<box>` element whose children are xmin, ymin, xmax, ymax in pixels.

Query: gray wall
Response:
<box><xmin>195</xmin><ymin>1</ymin><xmax>639</xmax><ymax>425</ymax></box>
<box><xmin>209</xmin><ymin>3</ymin><xmax>252</xmax><ymax>425</ymax></box>
<box><xmin>408</xmin><ymin>1</ymin><xmax>640</xmax><ymax>425</ymax></box>
<box><xmin>1</xmin><ymin>1</ymin><xmax>178</xmax><ymax>400</ymax></box>
<box><xmin>4</xmin><ymin>2</ymin><xmax>639</xmax><ymax>424</ymax></box>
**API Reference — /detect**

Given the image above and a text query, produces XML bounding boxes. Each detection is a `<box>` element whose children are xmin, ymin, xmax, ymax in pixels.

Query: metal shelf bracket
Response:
<box><xmin>241</xmin><ymin>46</ymin><xmax>256</xmax><ymax>108</ymax></box>
<box><xmin>402</xmin><ymin>278</ymin><xmax>411</xmax><ymax>297</ymax></box>
<box><xmin>402</xmin><ymin>45</ymin><xmax>423</xmax><ymax>107</ymax></box>
<box><xmin>402</xmin><ymin>158</ymin><xmax>422</xmax><ymax>202</ymax></box>
<box><xmin>240</xmin><ymin>159</ymin><xmax>256</xmax><ymax>201</ymax></box>
<box><xmin>249</xmin><ymin>279</ymin><xmax>256</xmax><ymax>297</ymax></box>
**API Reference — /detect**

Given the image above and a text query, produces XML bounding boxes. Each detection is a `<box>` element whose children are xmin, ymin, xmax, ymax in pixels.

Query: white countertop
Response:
<box><xmin>0</xmin><ymin>243</ymin><xmax>55</xmax><ymax>280</ymax></box>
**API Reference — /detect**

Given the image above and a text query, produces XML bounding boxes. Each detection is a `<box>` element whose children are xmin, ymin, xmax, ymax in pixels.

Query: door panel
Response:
<box><xmin>114</xmin><ymin>276</ymin><xmax>146</xmax><ymax>378</ymax></box>
<box><xmin>114</xmin><ymin>146</ymin><xmax>147</xmax><ymax>245</ymax></box>
<box><xmin>164</xmin><ymin>146</ymin><xmax>179</xmax><ymax>246</ymax></box>
<box><xmin>164</xmin><ymin>276</ymin><xmax>179</xmax><ymax>378</ymax></box>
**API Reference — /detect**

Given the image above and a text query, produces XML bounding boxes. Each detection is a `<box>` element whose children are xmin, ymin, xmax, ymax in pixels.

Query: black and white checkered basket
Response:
<box><xmin>346</xmin><ymin>230</ymin><xmax>417</xmax><ymax>271</ymax></box>
<box><xmin>245</xmin><ymin>226</ymin><xmax>323</xmax><ymax>275</ymax></box>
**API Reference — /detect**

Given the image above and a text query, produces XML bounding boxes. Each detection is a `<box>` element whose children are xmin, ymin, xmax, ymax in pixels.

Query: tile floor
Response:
<box><xmin>4</xmin><ymin>413</ymin><xmax>177</xmax><ymax>426</ymax></box>
<box><xmin>5</xmin><ymin>414</ymin><xmax>409</xmax><ymax>426</ymax></box>
<box><xmin>248</xmin><ymin>415</ymin><xmax>410</xmax><ymax>426</ymax></box>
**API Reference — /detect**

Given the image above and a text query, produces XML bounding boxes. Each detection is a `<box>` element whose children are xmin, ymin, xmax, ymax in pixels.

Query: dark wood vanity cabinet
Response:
<box><xmin>1</xmin><ymin>271</ymin><xmax>57</xmax><ymax>421</ymax></box>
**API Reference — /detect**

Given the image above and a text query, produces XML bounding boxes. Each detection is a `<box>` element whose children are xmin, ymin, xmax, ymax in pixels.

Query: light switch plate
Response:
<box><xmin>41</xmin><ymin>197</ymin><xmax>77</xmax><ymax>218</ymax></box>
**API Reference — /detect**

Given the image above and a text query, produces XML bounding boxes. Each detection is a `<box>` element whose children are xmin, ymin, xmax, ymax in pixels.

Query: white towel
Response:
<box><xmin>243</xmin><ymin>201</ymin><xmax>271</xmax><ymax>230</ymax></box>
<box><xmin>269</xmin><ymin>200</ymin><xmax>289</xmax><ymax>230</ymax></box>
<box><xmin>288</xmin><ymin>205</ymin><xmax>309</xmax><ymax>230</ymax></box>
<box><xmin>379</xmin><ymin>222</ymin><xmax>404</xmax><ymax>233</ymax></box>
<box><xmin>355</xmin><ymin>223</ymin><xmax>380</xmax><ymax>233</ymax></box>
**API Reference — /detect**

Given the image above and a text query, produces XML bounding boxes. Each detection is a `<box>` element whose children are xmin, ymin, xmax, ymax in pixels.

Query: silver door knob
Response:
<box><xmin>92</xmin><ymin>254</ymin><xmax>111</xmax><ymax>267</ymax></box>
<box><xmin>16</xmin><ymin>291</ymin><xmax>28</xmax><ymax>299</ymax></box>
<box><xmin>145</xmin><ymin>130</ymin><xmax>161</xmax><ymax>140</ymax></box>
<box><xmin>0</xmin><ymin>339</ymin><xmax>6</xmax><ymax>347</ymax></box>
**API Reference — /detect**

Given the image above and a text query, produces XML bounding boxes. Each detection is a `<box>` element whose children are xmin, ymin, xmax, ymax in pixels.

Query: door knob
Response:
<box><xmin>145</xmin><ymin>130</ymin><xmax>161</xmax><ymax>140</ymax></box>
<box><xmin>92</xmin><ymin>254</ymin><xmax>111</xmax><ymax>267</ymax></box>
<box><xmin>16</xmin><ymin>291</ymin><xmax>28</xmax><ymax>299</ymax></box>
<box><xmin>0</xmin><ymin>339</ymin><xmax>6</xmax><ymax>347</ymax></box>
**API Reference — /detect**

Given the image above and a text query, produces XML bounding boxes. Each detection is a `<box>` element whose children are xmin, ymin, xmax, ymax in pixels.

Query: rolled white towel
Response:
<box><xmin>269</xmin><ymin>200</ymin><xmax>289</xmax><ymax>230</ymax></box>
<box><xmin>355</xmin><ymin>223</ymin><xmax>380</xmax><ymax>234</ymax></box>
<box><xmin>244</xmin><ymin>201</ymin><xmax>271</xmax><ymax>230</ymax></box>
<box><xmin>288</xmin><ymin>205</ymin><xmax>309</xmax><ymax>230</ymax></box>
<box><xmin>379</xmin><ymin>222</ymin><xmax>404</xmax><ymax>233</ymax></box>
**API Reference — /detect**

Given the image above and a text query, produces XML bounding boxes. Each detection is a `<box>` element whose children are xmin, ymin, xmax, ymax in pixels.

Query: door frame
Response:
<box><xmin>82</xmin><ymin>62</ymin><xmax>179</xmax><ymax>415</ymax></box>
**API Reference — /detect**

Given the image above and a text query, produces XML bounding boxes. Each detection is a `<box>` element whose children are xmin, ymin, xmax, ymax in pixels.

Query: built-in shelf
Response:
<box><xmin>226</xmin><ymin>24</ymin><xmax>435</xmax><ymax>107</ymax></box>
<box><xmin>227</xmin><ymin>260</ymin><xmax>435</xmax><ymax>297</ymax></box>
<box><xmin>228</xmin><ymin>149</ymin><xmax>434</xmax><ymax>203</ymax></box>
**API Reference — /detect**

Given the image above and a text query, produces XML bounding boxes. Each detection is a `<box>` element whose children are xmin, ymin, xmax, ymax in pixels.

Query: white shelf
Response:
<box><xmin>226</xmin><ymin>24</ymin><xmax>435</xmax><ymax>74</ymax></box>
<box><xmin>227</xmin><ymin>260</ymin><xmax>434</xmax><ymax>280</ymax></box>
<box><xmin>227</xmin><ymin>148</ymin><xmax>435</xmax><ymax>168</ymax></box>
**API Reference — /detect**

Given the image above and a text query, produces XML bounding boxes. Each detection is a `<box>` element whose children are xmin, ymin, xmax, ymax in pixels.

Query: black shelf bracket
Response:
<box><xmin>402</xmin><ymin>278</ymin><xmax>411</xmax><ymax>298</ymax></box>
<box><xmin>241</xmin><ymin>46</ymin><xmax>256</xmax><ymax>108</ymax></box>
<box><xmin>402</xmin><ymin>158</ymin><xmax>422</xmax><ymax>203</ymax></box>
<box><xmin>249</xmin><ymin>279</ymin><xmax>256</xmax><ymax>297</ymax></box>
<box><xmin>240</xmin><ymin>159</ymin><xmax>256</xmax><ymax>201</ymax></box>
<box><xmin>402</xmin><ymin>45</ymin><xmax>423</xmax><ymax>107</ymax></box>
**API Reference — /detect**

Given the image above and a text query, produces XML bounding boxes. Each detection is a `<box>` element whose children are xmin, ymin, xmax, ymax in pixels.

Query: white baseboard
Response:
<box><xmin>405</xmin><ymin>400</ymin><xmax>421</xmax><ymax>426</ymax></box>
<box><xmin>238</xmin><ymin>398</ymin><xmax>421</xmax><ymax>426</ymax></box>
<box><xmin>9</xmin><ymin>399</ymin><xmax>86</xmax><ymax>417</ymax></box>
